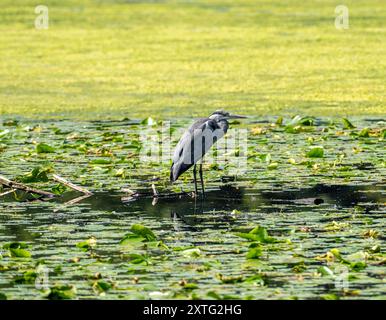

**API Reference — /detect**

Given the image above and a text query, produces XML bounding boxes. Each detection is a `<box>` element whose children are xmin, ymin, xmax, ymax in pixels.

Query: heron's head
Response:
<box><xmin>209</xmin><ymin>110</ymin><xmax>247</xmax><ymax>121</ymax></box>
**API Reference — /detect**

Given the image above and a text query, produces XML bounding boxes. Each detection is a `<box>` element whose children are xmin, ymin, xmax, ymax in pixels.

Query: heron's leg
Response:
<box><xmin>199</xmin><ymin>162</ymin><xmax>205</xmax><ymax>195</ymax></box>
<box><xmin>193</xmin><ymin>164</ymin><xmax>198</xmax><ymax>195</ymax></box>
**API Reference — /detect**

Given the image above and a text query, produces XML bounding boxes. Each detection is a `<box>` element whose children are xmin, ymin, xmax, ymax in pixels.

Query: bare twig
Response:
<box><xmin>0</xmin><ymin>175</ymin><xmax>55</xmax><ymax>198</ymax></box>
<box><xmin>52</xmin><ymin>174</ymin><xmax>93</xmax><ymax>195</ymax></box>
<box><xmin>151</xmin><ymin>184</ymin><xmax>158</xmax><ymax>197</ymax></box>
<box><xmin>64</xmin><ymin>194</ymin><xmax>92</xmax><ymax>205</ymax></box>
<box><xmin>53</xmin><ymin>194</ymin><xmax>92</xmax><ymax>213</ymax></box>
<box><xmin>0</xmin><ymin>188</ymin><xmax>16</xmax><ymax>197</ymax></box>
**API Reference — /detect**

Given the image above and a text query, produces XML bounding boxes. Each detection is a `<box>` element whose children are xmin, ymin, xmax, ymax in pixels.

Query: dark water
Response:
<box><xmin>2</xmin><ymin>183</ymin><xmax>384</xmax><ymax>237</ymax></box>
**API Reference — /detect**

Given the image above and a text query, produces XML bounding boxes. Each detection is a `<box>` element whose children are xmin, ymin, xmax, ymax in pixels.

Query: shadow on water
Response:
<box><xmin>261</xmin><ymin>183</ymin><xmax>385</xmax><ymax>208</ymax></box>
<box><xmin>0</xmin><ymin>183</ymin><xmax>384</xmax><ymax>242</ymax></box>
<box><xmin>121</xmin><ymin>183</ymin><xmax>384</xmax><ymax>217</ymax></box>
<box><xmin>1</xmin><ymin>183</ymin><xmax>384</xmax><ymax>226</ymax></box>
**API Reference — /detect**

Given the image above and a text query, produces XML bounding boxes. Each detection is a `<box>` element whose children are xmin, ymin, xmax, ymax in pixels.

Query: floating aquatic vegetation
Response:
<box><xmin>0</xmin><ymin>116</ymin><xmax>384</xmax><ymax>300</ymax></box>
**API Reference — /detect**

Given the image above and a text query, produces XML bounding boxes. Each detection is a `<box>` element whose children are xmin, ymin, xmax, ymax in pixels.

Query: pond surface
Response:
<box><xmin>0</xmin><ymin>116</ymin><xmax>385</xmax><ymax>299</ymax></box>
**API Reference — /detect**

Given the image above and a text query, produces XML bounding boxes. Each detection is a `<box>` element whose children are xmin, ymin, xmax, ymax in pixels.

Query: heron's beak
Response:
<box><xmin>228</xmin><ymin>114</ymin><xmax>247</xmax><ymax>119</ymax></box>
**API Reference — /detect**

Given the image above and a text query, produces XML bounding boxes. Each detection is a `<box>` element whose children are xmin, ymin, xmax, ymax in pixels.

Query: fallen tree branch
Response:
<box><xmin>53</xmin><ymin>194</ymin><xmax>92</xmax><ymax>213</ymax></box>
<box><xmin>64</xmin><ymin>193</ymin><xmax>92</xmax><ymax>205</ymax></box>
<box><xmin>0</xmin><ymin>175</ymin><xmax>55</xmax><ymax>198</ymax></box>
<box><xmin>0</xmin><ymin>188</ymin><xmax>16</xmax><ymax>197</ymax></box>
<box><xmin>52</xmin><ymin>174</ymin><xmax>93</xmax><ymax>195</ymax></box>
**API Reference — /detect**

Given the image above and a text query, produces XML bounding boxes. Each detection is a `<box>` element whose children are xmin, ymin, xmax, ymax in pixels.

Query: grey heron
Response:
<box><xmin>170</xmin><ymin>110</ymin><xmax>246</xmax><ymax>195</ymax></box>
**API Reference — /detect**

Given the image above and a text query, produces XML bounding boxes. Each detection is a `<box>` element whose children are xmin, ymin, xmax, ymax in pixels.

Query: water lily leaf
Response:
<box><xmin>368</xmin><ymin>245</ymin><xmax>380</xmax><ymax>253</ymax></box>
<box><xmin>93</xmin><ymin>280</ymin><xmax>113</xmax><ymax>294</ymax></box>
<box><xmin>3</xmin><ymin>242</ymin><xmax>29</xmax><ymax>249</ymax></box>
<box><xmin>89</xmin><ymin>158</ymin><xmax>112</xmax><ymax>165</ymax></box>
<box><xmin>299</xmin><ymin>117</ymin><xmax>315</xmax><ymax>126</ymax></box>
<box><xmin>120</xmin><ymin>224</ymin><xmax>157</xmax><ymax>245</ymax></box>
<box><xmin>13</xmin><ymin>271</ymin><xmax>38</xmax><ymax>284</ymax></box>
<box><xmin>244</xmin><ymin>274</ymin><xmax>265</xmax><ymax>286</ymax></box>
<box><xmin>258</xmin><ymin>153</ymin><xmax>271</xmax><ymax>163</ymax></box>
<box><xmin>51</xmin><ymin>184</ymin><xmax>67</xmax><ymax>195</ymax></box>
<box><xmin>217</xmin><ymin>274</ymin><xmax>243</xmax><ymax>284</ymax></box>
<box><xmin>288</xmin><ymin>115</ymin><xmax>303</xmax><ymax>126</ymax></box>
<box><xmin>207</xmin><ymin>291</ymin><xmax>222</xmax><ymax>300</ymax></box>
<box><xmin>235</xmin><ymin>226</ymin><xmax>277</xmax><ymax>243</ymax></box>
<box><xmin>0</xmin><ymin>129</ymin><xmax>10</xmax><ymax>138</ymax></box>
<box><xmin>350</xmin><ymin>261</ymin><xmax>367</xmax><ymax>271</ymax></box>
<box><xmin>36</xmin><ymin>143</ymin><xmax>55</xmax><ymax>153</ymax></box>
<box><xmin>291</xmin><ymin>261</ymin><xmax>307</xmax><ymax>273</ymax></box>
<box><xmin>3</xmin><ymin>242</ymin><xmax>31</xmax><ymax>258</ymax></box>
<box><xmin>128</xmin><ymin>253</ymin><xmax>151</xmax><ymax>265</ymax></box>
<box><xmin>318</xmin><ymin>266</ymin><xmax>334</xmax><ymax>276</ymax></box>
<box><xmin>182</xmin><ymin>282</ymin><xmax>199</xmax><ymax>290</ymax></box>
<box><xmin>114</xmin><ymin>168</ymin><xmax>126</xmax><ymax>178</ymax></box>
<box><xmin>358</xmin><ymin>128</ymin><xmax>370</xmax><ymax>137</ymax></box>
<box><xmin>342</xmin><ymin>118</ymin><xmax>355</xmax><ymax>129</ymax></box>
<box><xmin>267</xmin><ymin>162</ymin><xmax>279</xmax><ymax>170</ymax></box>
<box><xmin>76</xmin><ymin>237</ymin><xmax>96</xmax><ymax>251</ymax></box>
<box><xmin>231</xmin><ymin>209</ymin><xmax>241</xmax><ymax>215</ymax></box>
<box><xmin>46</xmin><ymin>285</ymin><xmax>76</xmax><ymax>300</ymax></box>
<box><xmin>346</xmin><ymin>251</ymin><xmax>368</xmax><ymax>270</ymax></box>
<box><xmin>251</xmin><ymin>127</ymin><xmax>267</xmax><ymax>135</ymax></box>
<box><xmin>130</xmin><ymin>224</ymin><xmax>157</xmax><ymax>241</ymax></box>
<box><xmin>306</xmin><ymin>146</ymin><xmax>324</xmax><ymax>158</ymax></box>
<box><xmin>10</xmin><ymin>248</ymin><xmax>31</xmax><ymax>258</ymax></box>
<box><xmin>181</xmin><ymin>248</ymin><xmax>201</xmax><ymax>257</ymax></box>
<box><xmin>119</xmin><ymin>234</ymin><xmax>145</xmax><ymax>245</ymax></box>
<box><xmin>16</xmin><ymin>167</ymin><xmax>50</xmax><ymax>183</ymax></box>
<box><xmin>275</xmin><ymin>116</ymin><xmax>283</xmax><ymax>126</ymax></box>
<box><xmin>324</xmin><ymin>221</ymin><xmax>350</xmax><ymax>232</ymax></box>
<box><xmin>3</xmin><ymin>119</ymin><xmax>19</xmax><ymax>126</ymax></box>
<box><xmin>246</xmin><ymin>244</ymin><xmax>262</xmax><ymax>259</ymax></box>
<box><xmin>284</xmin><ymin>116</ymin><xmax>315</xmax><ymax>133</ymax></box>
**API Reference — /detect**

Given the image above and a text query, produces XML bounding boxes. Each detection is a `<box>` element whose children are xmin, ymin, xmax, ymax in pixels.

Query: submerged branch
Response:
<box><xmin>64</xmin><ymin>193</ymin><xmax>92</xmax><ymax>205</ymax></box>
<box><xmin>0</xmin><ymin>175</ymin><xmax>55</xmax><ymax>198</ymax></box>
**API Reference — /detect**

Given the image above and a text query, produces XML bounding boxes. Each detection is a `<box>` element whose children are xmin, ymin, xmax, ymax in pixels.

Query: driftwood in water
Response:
<box><xmin>64</xmin><ymin>194</ymin><xmax>92</xmax><ymax>205</ymax></box>
<box><xmin>52</xmin><ymin>174</ymin><xmax>93</xmax><ymax>195</ymax></box>
<box><xmin>0</xmin><ymin>173</ymin><xmax>92</xmax><ymax>203</ymax></box>
<box><xmin>0</xmin><ymin>175</ymin><xmax>55</xmax><ymax>198</ymax></box>
<box><xmin>0</xmin><ymin>188</ymin><xmax>16</xmax><ymax>197</ymax></box>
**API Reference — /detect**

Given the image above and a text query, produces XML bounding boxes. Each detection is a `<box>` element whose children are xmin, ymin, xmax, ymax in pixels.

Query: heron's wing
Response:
<box><xmin>172</xmin><ymin>118</ymin><xmax>207</xmax><ymax>163</ymax></box>
<box><xmin>170</xmin><ymin>118</ymin><xmax>225</xmax><ymax>181</ymax></box>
